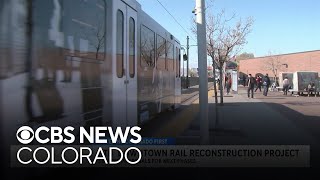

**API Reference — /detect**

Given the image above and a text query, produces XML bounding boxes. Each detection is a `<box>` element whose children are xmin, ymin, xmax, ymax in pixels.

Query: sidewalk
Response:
<box><xmin>142</xmin><ymin>85</ymin><xmax>317</xmax><ymax>147</ymax></box>
<box><xmin>141</xmin><ymin>85</ymin><xmax>320</xmax><ymax>166</ymax></box>
<box><xmin>179</xmin><ymin>88</ymin><xmax>317</xmax><ymax>146</ymax></box>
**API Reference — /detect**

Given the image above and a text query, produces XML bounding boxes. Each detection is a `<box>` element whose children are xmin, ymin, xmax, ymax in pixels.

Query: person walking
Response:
<box><xmin>216</xmin><ymin>78</ymin><xmax>220</xmax><ymax>90</ymax></box>
<box><xmin>225</xmin><ymin>75</ymin><xmax>232</xmax><ymax>95</ymax></box>
<box><xmin>282</xmin><ymin>77</ymin><xmax>290</xmax><ymax>95</ymax></box>
<box><xmin>263</xmin><ymin>74</ymin><xmax>271</xmax><ymax>96</ymax></box>
<box><xmin>255</xmin><ymin>75</ymin><xmax>262</xmax><ymax>92</ymax></box>
<box><xmin>247</xmin><ymin>74</ymin><xmax>255</xmax><ymax>98</ymax></box>
<box><xmin>224</xmin><ymin>76</ymin><xmax>228</xmax><ymax>90</ymax></box>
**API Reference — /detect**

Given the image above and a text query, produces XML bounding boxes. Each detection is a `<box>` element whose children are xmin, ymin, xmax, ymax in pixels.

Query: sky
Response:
<box><xmin>137</xmin><ymin>0</ymin><xmax>320</xmax><ymax>68</ymax></box>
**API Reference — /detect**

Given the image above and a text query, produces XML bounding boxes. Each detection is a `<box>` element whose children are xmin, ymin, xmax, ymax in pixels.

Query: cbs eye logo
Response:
<box><xmin>16</xmin><ymin>126</ymin><xmax>34</xmax><ymax>144</ymax></box>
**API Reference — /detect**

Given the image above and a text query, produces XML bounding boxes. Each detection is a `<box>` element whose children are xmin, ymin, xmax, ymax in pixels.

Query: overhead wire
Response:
<box><xmin>156</xmin><ymin>0</ymin><xmax>197</xmax><ymax>43</ymax></box>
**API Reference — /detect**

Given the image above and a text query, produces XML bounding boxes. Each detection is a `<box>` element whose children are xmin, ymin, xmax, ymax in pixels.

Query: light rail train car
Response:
<box><xmin>0</xmin><ymin>0</ymin><xmax>181</xmax><ymax>143</ymax></box>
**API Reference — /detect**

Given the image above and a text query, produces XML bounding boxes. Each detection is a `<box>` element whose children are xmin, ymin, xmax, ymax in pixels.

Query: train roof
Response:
<box><xmin>121</xmin><ymin>0</ymin><xmax>141</xmax><ymax>12</ymax></box>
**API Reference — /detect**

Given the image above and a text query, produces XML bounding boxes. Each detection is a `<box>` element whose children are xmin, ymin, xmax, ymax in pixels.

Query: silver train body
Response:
<box><xmin>0</xmin><ymin>0</ymin><xmax>182</xmax><ymax>141</ymax></box>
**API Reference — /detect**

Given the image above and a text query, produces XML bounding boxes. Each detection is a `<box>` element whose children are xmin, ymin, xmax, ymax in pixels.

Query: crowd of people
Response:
<box><xmin>242</xmin><ymin>74</ymin><xmax>317</xmax><ymax>98</ymax></box>
<box><xmin>245</xmin><ymin>73</ymin><xmax>271</xmax><ymax>98</ymax></box>
<box><xmin>217</xmin><ymin>73</ymin><xmax>318</xmax><ymax>98</ymax></box>
<box><xmin>221</xmin><ymin>73</ymin><xmax>289</xmax><ymax>98</ymax></box>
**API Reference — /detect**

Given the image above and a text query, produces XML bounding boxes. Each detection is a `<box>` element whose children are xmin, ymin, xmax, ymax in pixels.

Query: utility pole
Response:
<box><xmin>182</xmin><ymin>57</ymin><xmax>185</xmax><ymax>77</ymax></box>
<box><xmin>195</xmin><ymin>0</ymin><xmax>209</xmax><ymax>144</ymax></box>
<box><xmin>186</xmin><ymin>36</ymin><xmax>190</xmax><ymax>88</ymax></box>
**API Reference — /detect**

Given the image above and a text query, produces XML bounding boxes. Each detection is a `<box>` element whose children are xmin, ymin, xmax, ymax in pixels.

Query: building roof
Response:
<box><xmin>243</xmin><ymin>49</ymin><xmax>320</xmax><ymax>61</ymax></box>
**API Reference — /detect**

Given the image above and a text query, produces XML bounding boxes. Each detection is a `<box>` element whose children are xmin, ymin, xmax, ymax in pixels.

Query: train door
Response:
<box><xmin>174</xmin><ymin>44</ymin><xmax>181</xmax><ymax>108</ymax></box>
<box><xmin>112</xmin><ymin>1</ymin><xmax>137</xmax><ymax>127</ymax></box>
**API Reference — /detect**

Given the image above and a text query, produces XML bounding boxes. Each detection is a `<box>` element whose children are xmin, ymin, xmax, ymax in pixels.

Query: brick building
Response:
<box><xmin>239</xmin><ymin>50</ymin><xmax>320</xmax><ymax>78</ymax></box>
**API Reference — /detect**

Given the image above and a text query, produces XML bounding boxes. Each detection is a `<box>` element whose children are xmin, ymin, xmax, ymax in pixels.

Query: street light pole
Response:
<box><xmin>181</xmin><ymin>47</ymin><xmax>186</xmax><ymax>78</ymax></box>
<box><xmin>186</xmin><ymin>36</ymin><xmax>190</xmax><ymax>88</ymax></box>
<box><xmin>183</xmin><ymin>57</ymin><xmax>185</xmax><ymax>77</ymax></box>
<box><xmin>195</xmin><ymin>0</ymin><xmax>209</xmax><ymax>144</ymax></box>
<box><xmin>181</xmin><ymin>47</ymin><xmax>187</xmax><ymax>88</ymax></box>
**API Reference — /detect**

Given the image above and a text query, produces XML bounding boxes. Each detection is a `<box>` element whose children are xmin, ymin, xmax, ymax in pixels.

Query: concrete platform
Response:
<box><xmin>141</xmin><ymin>85</ymin><xmax>320</xmax><ymax>166</ymax></box>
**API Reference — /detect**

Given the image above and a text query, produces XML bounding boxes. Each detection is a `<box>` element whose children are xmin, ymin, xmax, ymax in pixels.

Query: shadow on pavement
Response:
<box><xmin>141</xmin><ymin>100</ymin><xmax>320</xmax><ymax>168</ymax></box>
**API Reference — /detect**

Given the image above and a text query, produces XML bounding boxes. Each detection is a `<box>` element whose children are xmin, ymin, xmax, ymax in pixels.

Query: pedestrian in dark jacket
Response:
<box><xmin>225</xmin><ymin>75</ymin><xmax>232</xmax><ymax>95</ymax></box>
<box><xmin>255</xmin><ymin>75</ymin><xmax>262</xmax><ymax>92</ymax></box>
<box><xmin>263</xmin><ymin>74</ymin><xmax>271</xmax><ymax>96</ymax></box>
<box><xmin>247</xmin><ymin>74</ymin><xmax>255</xmax><ymax>98</ymax></box>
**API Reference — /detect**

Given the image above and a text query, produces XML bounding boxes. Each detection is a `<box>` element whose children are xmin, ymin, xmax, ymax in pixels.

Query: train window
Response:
<box><xmin>61</xmin><ymin>0</ymin><xmax>106</xmax><ymax>60</ymax></box>
<box><xmin>156</xmin><ymin>35</ymin><xmax>166</xmax><ymax>70</ymax></box>
<box><xmin>129</xmin><ymin>17</ymin><xmax>135</xmax><ymax>78</ymax></box>
<box><xmin>166</xmin><ymin>42</ymin><xmax>174</xmax><ymax>71</ymax></box>
<box><xmin>31</xmin><ymin>0</ymin><xmax>105</xmax><ymax>123</ymax></box>
<box><xmin>116</xmin><ymin>10</ymin><xmax>124</xmax><ymax>78</ymax></box>
<box><xmin>140</xmin><ymin>25</ymin><xmax>155</xmax><ymax>68</ymax></box>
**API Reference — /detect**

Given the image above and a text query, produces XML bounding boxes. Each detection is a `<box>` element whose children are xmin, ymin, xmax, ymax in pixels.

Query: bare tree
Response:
<box><xmin>263</xmin><ymin>51</ymin><xmax>284</xmax><ymax>82</ymax></box>
<box><xmin>192</xmin><ymin>8</ymin><xmax>254</xmax><ymax>105</ymax></box>
<box><xmin>76</xmin><ymin>2</ymin><xmax>106</xmax><ymax>60</ymax></box>
<box><xmin>155</xmin><ymin>36</ymin><xmax>169</xmax><ymax>69</ymax></box>
<box><xmin>91</xmin><ymin>22</ymin><xmax>105</xmax><ymax>59</ymax></box>
<box><xmin>140</xmin><ymin>34</ymin><xmax>171</xmax><ymax>68</ymax></box>
<box><xmin>140</xmin><ymin>38</ymin><xmax>155</xmax><ymax>67</ymax></box>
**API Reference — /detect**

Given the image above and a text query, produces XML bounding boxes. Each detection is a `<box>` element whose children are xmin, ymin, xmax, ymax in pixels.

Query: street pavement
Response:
<box><xmin>141</xmin><ymin>84</ymin><xmax>320</xmax><ymax>166</ymax></box>
<box><xmin>180</xmin><ymin>88</ymin><xmax>318</xmax><ymax>146</ymax></box>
